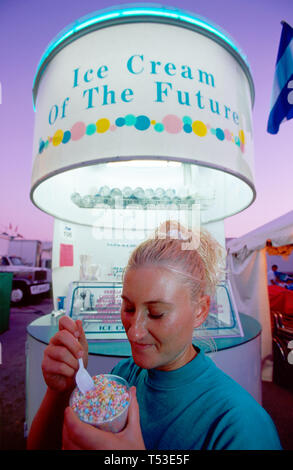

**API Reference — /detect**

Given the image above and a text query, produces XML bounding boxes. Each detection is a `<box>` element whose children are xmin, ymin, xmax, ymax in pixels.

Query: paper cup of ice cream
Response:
<box><xmin>70</xmin><ymin>374</ymin><xmax>130</xmax><ymax>433</ymax></box>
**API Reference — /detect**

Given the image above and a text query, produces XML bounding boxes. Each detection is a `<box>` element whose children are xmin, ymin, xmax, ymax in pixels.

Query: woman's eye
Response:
<box><xmin>123</xmin><ymin>306</ymin><xmax>135</xmax><ymax>313</ymax></box>
<box><xmin>149</xmin><ymin>312</ymin><xmax>164</xmax><ymax>319</ymax></box>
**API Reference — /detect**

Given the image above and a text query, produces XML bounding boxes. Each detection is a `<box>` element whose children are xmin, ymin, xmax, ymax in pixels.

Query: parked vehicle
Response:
<box><xmin>0</xmin><ymin>254</ymin><xmax>51</xmax><ymax>305</ymax></box>
<box><xmin>8</xmin><ymin>239</ymin><xmax>42</xmax><ymax>267</ymax></box>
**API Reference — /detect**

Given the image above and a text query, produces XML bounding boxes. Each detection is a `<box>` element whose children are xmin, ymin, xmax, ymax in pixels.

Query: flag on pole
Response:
<box><xmin>267</xmin><ymin>21</ymin><xmax>293</xmax><ymax>134</ymax></box>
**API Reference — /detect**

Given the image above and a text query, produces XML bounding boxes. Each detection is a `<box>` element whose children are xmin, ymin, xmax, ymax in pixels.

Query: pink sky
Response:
<box><xmin>0</xmin><ymin>0</ymin><xmax>292</xmax><ymax>242</ymax></box>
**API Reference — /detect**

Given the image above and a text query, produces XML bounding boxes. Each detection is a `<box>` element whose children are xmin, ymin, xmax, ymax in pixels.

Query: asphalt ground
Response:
<box><xmin>0</xmin><ymin>295</ymin><xmax>53</xmax><ymax>450</ymax></box>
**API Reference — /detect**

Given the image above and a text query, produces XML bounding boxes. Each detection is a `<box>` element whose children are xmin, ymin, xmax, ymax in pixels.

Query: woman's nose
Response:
<box><xmin>127</xmin><ymin>311</ymin><xmax>148</xmax><ymax>341</ymax></box>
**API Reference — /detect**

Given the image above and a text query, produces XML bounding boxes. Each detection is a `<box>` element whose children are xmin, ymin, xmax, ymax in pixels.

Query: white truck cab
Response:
<box><xmin>0</xmin><ymin>254</ymin><xmax>51</xmax><ymax>304</ymax></box>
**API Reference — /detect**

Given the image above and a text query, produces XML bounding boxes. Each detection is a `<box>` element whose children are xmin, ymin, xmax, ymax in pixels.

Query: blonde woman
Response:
<box><xmin>27</xmin><ymin>221</ymin><xmax>282</xmax><ymax>450</ymax></box>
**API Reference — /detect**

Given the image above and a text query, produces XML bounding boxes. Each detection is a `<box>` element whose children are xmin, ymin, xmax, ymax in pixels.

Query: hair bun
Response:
<box><xmin>155</xmin><ymin>220</ymin><xmax>193</xmax><ymax>241</ymax></box>
<box><xmin>125</xmin><ymin>219</ymin><xmax>225</xmax><ymax>298</ymax></box>
<box><xmin>166</xmin><ymin>229</ymin><xmax>189</xmax><ymax>240</ymax></box>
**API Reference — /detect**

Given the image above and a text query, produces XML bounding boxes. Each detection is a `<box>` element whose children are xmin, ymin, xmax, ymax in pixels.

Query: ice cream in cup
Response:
<box><xmin>70</xmin><ymin>374</ymin><xmax>130</xmax><ymax>433</ymax></box>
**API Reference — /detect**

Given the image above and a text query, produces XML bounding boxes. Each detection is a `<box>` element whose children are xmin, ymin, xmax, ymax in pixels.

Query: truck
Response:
<box><xmin>0</xmin><ymin>234</ymin><xmax>9</xmax><ymax>254</ymax></box>
<box><xmin>8</xmin><ymin>239</ymin><xmax>42</xmax><ymax>267</ymax></box>
<box><xmin>0</xmin><ymin>254</ymin><xmax>51</xmax><ymax>305</ymax></box>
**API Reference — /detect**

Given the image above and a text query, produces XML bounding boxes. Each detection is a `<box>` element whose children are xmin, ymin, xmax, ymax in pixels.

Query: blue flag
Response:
<box><xmin>267</xmin><ymin>21</ymin><xmax>293</xmax><ymax>134</ymax></box>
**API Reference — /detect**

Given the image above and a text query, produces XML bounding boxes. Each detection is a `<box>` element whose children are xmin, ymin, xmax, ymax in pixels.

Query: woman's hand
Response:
<box><xmin>42</xmin><ymin>316</ymin><xmax>89</xmax><ymax>393</ymax></box>
<box><xmin>62</xmin><ymin>387</ymin><xmax>146</xmax><ymax>450</ymax></box>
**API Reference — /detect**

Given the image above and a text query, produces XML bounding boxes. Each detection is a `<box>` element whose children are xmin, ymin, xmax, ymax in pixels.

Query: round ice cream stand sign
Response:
<box><xmin>31</xmin><ymin>5</ymin><xmax>255</xmax><ymax>227</ymax></box>
<box><xmin>26</xmin><ymin>5</ymin><xmax>262</xmax><ymax>434</ymax></box>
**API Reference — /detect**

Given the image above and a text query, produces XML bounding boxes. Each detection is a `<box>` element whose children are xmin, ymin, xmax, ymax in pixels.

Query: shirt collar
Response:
<box><xmin>146</xmin><ymin>347</ymin><xmax>209</xmax><ymax>390</ymax></box>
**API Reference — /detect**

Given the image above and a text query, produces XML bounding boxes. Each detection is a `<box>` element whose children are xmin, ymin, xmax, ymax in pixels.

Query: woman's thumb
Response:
<box><xmin>127</xmin><ymin>387</ymin><xmax>140</xmax><ymax>426</ymax></box>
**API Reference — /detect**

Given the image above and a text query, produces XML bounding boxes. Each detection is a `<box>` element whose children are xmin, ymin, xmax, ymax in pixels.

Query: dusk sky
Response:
<box><xmin>0</xmin><ymin>0</ymin><xmax>293</xmax><ymax>242</ymax></box>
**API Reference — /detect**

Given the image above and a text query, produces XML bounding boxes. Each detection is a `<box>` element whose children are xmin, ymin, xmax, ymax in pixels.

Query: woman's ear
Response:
<box><xmin>193</xmin><ymin>295</ymin><xmax>210</xmax><ymax>329</ymax></box>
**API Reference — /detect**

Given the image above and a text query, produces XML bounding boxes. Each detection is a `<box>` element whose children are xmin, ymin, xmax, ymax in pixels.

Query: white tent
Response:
<box><xmin>226</xmin><ymin>210</ymin><xmax>293</xmax><ymax>360</ymax></box>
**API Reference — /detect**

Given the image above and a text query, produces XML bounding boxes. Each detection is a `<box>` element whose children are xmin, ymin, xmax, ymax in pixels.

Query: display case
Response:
<box><xmin>67</xmin><ymin>281</ymin><xmax>125</xmax><ymax>340</ymax></box>
<box><xmin>66</xmin><ymin>280</ymin><xmax>243</xmax><ymax>340</ymax></box>
<box><xmin>193</xmin><ymin>282</ymin><xmax>243</xmax><ymax>339</ymax></box>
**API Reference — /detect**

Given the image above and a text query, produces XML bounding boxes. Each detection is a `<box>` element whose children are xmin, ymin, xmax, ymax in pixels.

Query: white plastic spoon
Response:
<box><xmin>75</xmin><ymin>358</ymin><xmax>95</xmax><ymax>395</ymax></box>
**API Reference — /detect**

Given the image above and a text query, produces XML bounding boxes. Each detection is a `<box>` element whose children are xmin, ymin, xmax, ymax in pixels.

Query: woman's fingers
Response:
<box><xmin>49</xmin><ymin>329</ymin><xmax>83</xmax><ymax>359</ymax></box>
<box><xmin>59</xmin><ymin>315</ymin><xmax>79</xmax><ymax>336</ymax></box>
<box><xmin>42</xmin><ymin>355</ymin><xmax>76</xmax><ymax>379</ymax></box>
<box><xmin>41</xmin><ymin>316</ymin><xmax>89</xmax><ymax>393</ymax></box>
<box><xmin>58</xmin><ymin>316</ymin><xmax>88</xmax><ymax>356</ymax></box>
<box><xmin>45</xmin><ymin>344</ymin><xmax>80</xmax><ymax>370</ymax></box>
<box><xmin>122</xmin><ymin>387</ymin><xmax>146</xmax><ymax>449</ymax></box>
<box><xmin>63</xmin><ymin>407</ymin><xmax>116</xmax><ymax>450</ymax></box>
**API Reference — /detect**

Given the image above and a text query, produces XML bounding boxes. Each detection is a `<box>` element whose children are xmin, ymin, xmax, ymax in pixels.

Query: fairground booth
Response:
<box><xmin>25</xmin><ymin>4</ymin><xmax>261</xmax><ymax>432</ymax></box>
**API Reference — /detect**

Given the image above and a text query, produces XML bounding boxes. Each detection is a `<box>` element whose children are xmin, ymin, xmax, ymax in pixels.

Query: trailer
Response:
<box><xmin>8</xmin><ymin>239</ymin><xmax>42</xmax><ymax>267</ymax></box>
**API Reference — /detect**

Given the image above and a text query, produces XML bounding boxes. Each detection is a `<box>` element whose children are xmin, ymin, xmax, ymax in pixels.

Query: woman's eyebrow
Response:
<box><xmin>146</xmin><ymin>300</ymin><xmax>173</xmax><ymax>306</ymax></box>
<box><xmin>121</xmin><ymin>295</ymin><xmax>172</xmax><ymax>306</ymax></box>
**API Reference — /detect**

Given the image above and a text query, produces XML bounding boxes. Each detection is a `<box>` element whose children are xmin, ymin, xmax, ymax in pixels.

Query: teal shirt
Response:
<box><xmin>111</xmin><ymin>348</ymin><xmax>282</xmax><ymax>450</ymax></box>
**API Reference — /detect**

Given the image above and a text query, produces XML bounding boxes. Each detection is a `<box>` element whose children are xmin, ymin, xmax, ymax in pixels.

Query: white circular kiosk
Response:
<box><xmin>26</xmin><ymin>4</ymin><xmax>261</xmax><ymax>433</ymax></box>
<box><xmin>31</xmin><ymin>4</ymin><xmax>255</xmax><ymax>228</ymax></box>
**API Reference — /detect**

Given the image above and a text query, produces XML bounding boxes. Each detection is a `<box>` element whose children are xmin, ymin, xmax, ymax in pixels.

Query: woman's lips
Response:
<box><xmin>131</xmin><ymin>342</ymin><xmax>153</xmax><ymax>350</ymax></box>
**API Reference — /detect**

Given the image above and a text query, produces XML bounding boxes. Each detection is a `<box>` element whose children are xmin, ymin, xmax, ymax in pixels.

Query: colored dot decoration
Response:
<box><xmin>38</xmin><ymin>114</ymin><xmax>247</xmax><ymax>155</ymax></box>
<box><xmin>162</xmin><ymin>114</ymin><xmax>182</xmax><ymax>134</ymax></box>
<box><xmin>192</xmin><ymin>120</ymin><xmax>207</xmax><ymax>137</ymax></box>
<box><xmin>62</xmin><ymin>130</ymin><xmax>71</xmax><ymax>143</ymax></box>
<box><xmin>154</xmin><ymin>122</ymin><xmax>164</xmax><ymax>132</ymax></box>
<box><xmin>71</xmin><ymin>121</ymin><xmax>86</xmax><ymax>141</ymax></box>
<box><xmin>86</xmin><ymin>123</ymin><xmax>96</xmax><ymax>136</ymax></box>
<box><xmin>52</xmin><ymin>129</ymin><xmax>63</xmax><ymax>146</ymax></box>
<box><xmin>125</xmin><ymin>114</ymin><xmax>136</xmax><ymax>126</ymax></box>
<box><xmin>96</xmin><ymin>118</ymin><xmax>110</xmax><ymax>133</ymax></box>
<box><xmin>135</xmin><ymin>115</ymin><xmax>151</xmax><ymax>131</ymax></box>
<box><xmin>216</xmin><ymin>128</ymin><xmax>225</xmax><ymax>141</ymax></box>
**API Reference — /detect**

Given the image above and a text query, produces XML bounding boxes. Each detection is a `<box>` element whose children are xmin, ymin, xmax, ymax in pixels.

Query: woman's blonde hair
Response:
<box><xmin>123</xmin><ymin>220</ymin><xmax>225</xmax><ymax>304</ymax></box>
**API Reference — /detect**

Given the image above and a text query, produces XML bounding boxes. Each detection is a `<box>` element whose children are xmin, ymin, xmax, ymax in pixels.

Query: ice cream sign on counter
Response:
<box><xmin>31</xmin><ymin>5</ymin><xmax>256</xmax><ymax>227</ymax></box>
